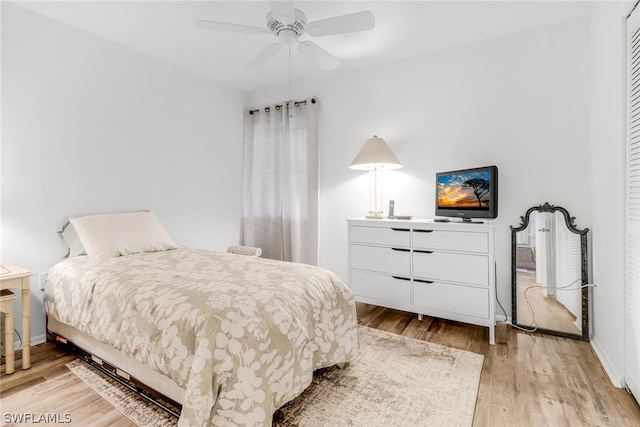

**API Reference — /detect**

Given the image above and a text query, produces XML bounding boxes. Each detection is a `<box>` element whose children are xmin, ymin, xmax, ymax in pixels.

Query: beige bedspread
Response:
<box><xmin>44</xmin><ymin>248</ymin><xmax>359</xmax><ymax>426</ymax></box>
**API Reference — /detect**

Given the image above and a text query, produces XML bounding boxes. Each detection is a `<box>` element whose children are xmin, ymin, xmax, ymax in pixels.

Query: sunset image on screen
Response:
<box><xmin>437</xmin><ymin>171</ymin><xmax>491</xmax><ymax>209</ymax></box>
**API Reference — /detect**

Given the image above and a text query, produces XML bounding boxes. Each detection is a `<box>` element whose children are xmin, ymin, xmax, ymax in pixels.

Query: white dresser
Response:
<box><xmin>347</xmin><ymin>218</ymin><xmax>496</xmax><ymax>344</ymax></box>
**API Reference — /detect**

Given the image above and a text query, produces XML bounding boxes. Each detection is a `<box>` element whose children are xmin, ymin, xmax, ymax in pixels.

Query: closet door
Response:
<box><xmin>626</xmin><ymin>4</ymin><xmax>640</xmax><ymax>404</ymax></box>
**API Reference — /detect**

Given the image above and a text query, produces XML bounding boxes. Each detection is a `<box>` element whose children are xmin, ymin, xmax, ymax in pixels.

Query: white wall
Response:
<box><xmin>248</xmin><ymin>18</ymin><xmax>593</xmax><ymax>322</ymax></box>
<box><xmin>1</xmin><ymin>3</ymin><xmax>246</xmax><ymax>344</ymax></box>
<box><xmin>588</xmin><ymin>0</ymin><xmax>631</xmax><ymax>388</ymax></box>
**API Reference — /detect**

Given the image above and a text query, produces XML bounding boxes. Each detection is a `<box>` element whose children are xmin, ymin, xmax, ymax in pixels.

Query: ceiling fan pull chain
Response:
<box><xmin>288</xmin><ymin>44</ymin><xmax>292</xmax><ymax>102</ymax></box>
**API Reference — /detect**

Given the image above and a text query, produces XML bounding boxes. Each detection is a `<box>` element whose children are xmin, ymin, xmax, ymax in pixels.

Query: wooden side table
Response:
<box><xmin>0</xmin><ymin>265</ymin><xmax>32</xmax><ymax>373</ymax></box>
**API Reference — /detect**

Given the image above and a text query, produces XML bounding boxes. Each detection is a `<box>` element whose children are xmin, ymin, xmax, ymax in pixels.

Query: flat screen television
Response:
<box><xmin>435</xmin><ymin>165</ymin><xmax>498</xmax><ymax>220</ymax></box>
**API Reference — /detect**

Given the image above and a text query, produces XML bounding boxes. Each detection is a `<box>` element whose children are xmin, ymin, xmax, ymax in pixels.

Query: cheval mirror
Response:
<box><xmin>511</xmin><ymin>203</ymin><xmax>590</xmax><ymax>341</ymax></box>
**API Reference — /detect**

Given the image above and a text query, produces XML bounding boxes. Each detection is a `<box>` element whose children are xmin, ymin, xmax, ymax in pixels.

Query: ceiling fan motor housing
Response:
<box><xmin>267</xmin><ymin>9</ymin><xmax>307</xmax><ymax>44</ymax></box>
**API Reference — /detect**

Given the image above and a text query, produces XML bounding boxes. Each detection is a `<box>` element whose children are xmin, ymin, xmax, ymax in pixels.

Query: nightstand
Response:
<box><xmin>0</xmin><ymin>265</ymin><xmax>32</xmax><ymax>373</ymax></box>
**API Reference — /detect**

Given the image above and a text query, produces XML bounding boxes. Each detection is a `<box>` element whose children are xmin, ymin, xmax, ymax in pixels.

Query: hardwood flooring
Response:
<box><xmin>0</xmin><ymin>341</ymin><xmax>135</xmax><ymax>426</ymax></box>
<box><xmin>356</xmin><ymin>303</ymin><xmax>640</xmax><ymax>427</ymax></box>
<box><xmin>1</xmin><ymin>303</ymin><xmax>639</xmax><ymax>426</ymax></box>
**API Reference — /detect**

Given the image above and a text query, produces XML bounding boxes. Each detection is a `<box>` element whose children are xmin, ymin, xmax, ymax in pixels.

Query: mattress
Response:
<box><xmin>44</xmin><ymin>248</ymin><xmax>359</xmax><ymax>426</ymax></box>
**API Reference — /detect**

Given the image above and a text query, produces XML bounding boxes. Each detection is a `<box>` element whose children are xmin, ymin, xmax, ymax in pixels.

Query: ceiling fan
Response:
<box><xmin>195</xmin><ymin>1</ymin><xmax>375</xmax><ymax>71</ymax></box>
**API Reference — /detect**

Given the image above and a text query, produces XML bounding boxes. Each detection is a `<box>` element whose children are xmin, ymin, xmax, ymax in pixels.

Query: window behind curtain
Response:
<box><xmin>242</xmin><ymin>98</ymin><xmax>319</xmax><ymax>265</ymax></box>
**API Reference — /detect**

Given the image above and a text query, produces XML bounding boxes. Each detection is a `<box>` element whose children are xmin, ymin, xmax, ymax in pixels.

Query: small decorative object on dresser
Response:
<box><xmin>347</xmin><ymin>218</ymin><xmax>496</xmax><ymax>344</ymax></box>
<box><xmin>0</xmin><ymin>265</ymin><xmax>32</xmax><ymax>373</ymax></box>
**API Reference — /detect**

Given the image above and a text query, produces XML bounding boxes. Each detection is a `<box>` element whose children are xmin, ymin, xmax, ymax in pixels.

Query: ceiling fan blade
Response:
<box><xmin>247</xmin><ymin>43</ymin><xmax>282</xmax><ymax>67</ymax></box>
<box><xmin>306</xmin><ymin>10</ymin><xmax>375</xmax><ymax>37</ymax></box>
<box><xmin>195</xmin><ymin>19</ymin><xmax>269</xmax><ymax>34</ymax></box>
<box><xmin>297</xmin><ymin>41</ymin><xmax>340</xmax><ymax>71</ymax></box>
<box><xmin>269</xmin><ymin>1</ymin><xmax>296</xmax><ymax>23</ymax></box>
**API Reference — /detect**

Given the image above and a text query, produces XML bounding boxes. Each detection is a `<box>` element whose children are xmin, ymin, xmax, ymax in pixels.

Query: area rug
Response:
<box><xmin>66</xmin><ymin>358</ymin><xmax>177</xmax><ymax>427</ymax></box>
<box><xmin>66</xmin><ymin>326</ymin><xmax>484</xmax><ymax>427</ymax></box>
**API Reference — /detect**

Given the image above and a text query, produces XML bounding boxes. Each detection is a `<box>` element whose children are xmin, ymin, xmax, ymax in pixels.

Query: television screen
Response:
<box><xmin>435</xmin><ymin>165</ymin><xmax>498</xmax><ymax>220</ymax></box>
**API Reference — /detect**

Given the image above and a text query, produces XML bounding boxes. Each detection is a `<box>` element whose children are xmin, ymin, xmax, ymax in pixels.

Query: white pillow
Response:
<box><xmin>70</xmin><ymin>211</ymin><xmax>177</xmax><ymax>258</ymax></box>
<box><xmin>59</xmin><ymin>221</ymin><xmax>87</xmax><ymax>258</ymax></box>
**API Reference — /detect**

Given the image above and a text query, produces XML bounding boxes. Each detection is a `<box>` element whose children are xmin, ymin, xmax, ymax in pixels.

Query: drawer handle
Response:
<box><xmin>414</xmin><ymin>250</ymin><xmax>434</xmax><ymax>254</ymax></box>
<box><xmin>414</xmin><ymin>279</ymin><xmax>434</xmax><ymax>284</ymax></box>
<box><xmin>414</xmin><ymin>229</ymin><xmax>434</xmax><ymax>233</ymax></box>
<box><xmin>391</xmin><ymin>228</ymin><xmax>410</xmax><ymax>232</ymax></box>
<box><xmin>391</xmin><ymin>248</ymin><xmax>410</xmax><ymax>252</ymax></box>
<box><xmin>391</xmin><ymin>276</ymin><xmax>411</xmax><ymax>281</ymax></box>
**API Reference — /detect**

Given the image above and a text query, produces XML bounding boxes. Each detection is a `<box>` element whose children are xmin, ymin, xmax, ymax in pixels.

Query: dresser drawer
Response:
<box><xmin>413</xmin><ymin>251</ymin><xmax>488</xmax><ymax>286</ymax></box>
<box><xmin>350</xmin><ymin>244</ymin><xmax>411</xmax><ymax>276</ymax></box>
<box><xmin>412</xmin><ymin>229</ymin><xmax>488</xmax><ymax>253</ymax></box>
<box><xmin>350</xmin><ymin>225</ymin><xmax>411</xmax><ymax>247</ymax></box>
<box><xmin>349</xmin><ymin>270</ymin><xmax>411</xmax><ymax>306</ymax></box>
<box><xmin>413</xmin><ymin>281</ymin><xmax>489</xmax><ymax>319</ymax></box>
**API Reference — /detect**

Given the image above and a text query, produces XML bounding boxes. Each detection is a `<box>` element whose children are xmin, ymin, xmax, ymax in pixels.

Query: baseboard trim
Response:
<box><xmin>591</xmin><ymin>336</ymin><xmax>625</xmax><ymax>388</ymax></box>
<box><xmin>32</xmin><ymin>333</ymin><xmax>46</xmax><ymax>346</ymax></box>
<box><xmin>494</xmin><ymin>313</ymin><xmax>510</xmax><ymax>323</ymax></box>
<box><xmin>0</xmin><ymin>334</ymin><xmax>46</xmax><ymax>356</ymax></box>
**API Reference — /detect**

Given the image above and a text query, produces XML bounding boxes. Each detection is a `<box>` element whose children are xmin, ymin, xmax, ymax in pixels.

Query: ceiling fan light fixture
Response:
<box><xmin>278</xmin><ymin>29</ymin><xmax>298</xmax><ymax>45</ymax></box>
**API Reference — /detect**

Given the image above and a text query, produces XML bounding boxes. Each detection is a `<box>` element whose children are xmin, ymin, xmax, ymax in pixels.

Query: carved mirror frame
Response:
<box><xmin>511</xmin><ymin>202</ymin><xmax>590</xmax><ymax>341</ymax></box>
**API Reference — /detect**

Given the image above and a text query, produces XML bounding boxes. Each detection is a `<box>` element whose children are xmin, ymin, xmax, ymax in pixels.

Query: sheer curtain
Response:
<box><xmin>242</xmin><ymin>98</ymin><xmax>319</xmax><ymax>265</ymax></box>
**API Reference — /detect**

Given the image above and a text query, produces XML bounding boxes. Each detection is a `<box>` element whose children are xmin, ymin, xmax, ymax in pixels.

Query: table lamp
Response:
<box><xmin>349</xmin><ymin>135</ymin><xmax>402</xmax><ymax>218</ymax></box>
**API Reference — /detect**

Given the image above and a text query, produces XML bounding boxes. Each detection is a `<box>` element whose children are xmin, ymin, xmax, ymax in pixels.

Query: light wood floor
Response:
<box><xmin>2</xmin><ymin>303</ymin><xmax>639</xmax><ymax>426</ymax></box>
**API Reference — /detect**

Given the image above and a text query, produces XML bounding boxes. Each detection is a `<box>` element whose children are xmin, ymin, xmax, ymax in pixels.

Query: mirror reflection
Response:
<box><xmin>511</xmin><ymin>203</ymin><xmax>589</xmax><ymax>341</ymax></box>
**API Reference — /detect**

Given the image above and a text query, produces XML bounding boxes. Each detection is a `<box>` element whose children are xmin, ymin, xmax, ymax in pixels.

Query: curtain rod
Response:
<box><xmin>249</xmin><ymin>97</ymin><xmax>317</xmax><ymax>115</ymax></box>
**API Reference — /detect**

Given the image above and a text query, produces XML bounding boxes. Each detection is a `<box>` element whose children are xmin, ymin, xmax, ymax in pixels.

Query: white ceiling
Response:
<box><xmin>15</xmin><ymin>1</ymin><xmax>595</xmax><ymax>93</ymax></box>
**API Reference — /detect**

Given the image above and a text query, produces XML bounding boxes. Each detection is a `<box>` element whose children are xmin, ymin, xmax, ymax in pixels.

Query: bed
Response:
<box><xmin>44</xmin><ymin>212</ymin><xmax>359</xmax><ymax>427</ymax></box>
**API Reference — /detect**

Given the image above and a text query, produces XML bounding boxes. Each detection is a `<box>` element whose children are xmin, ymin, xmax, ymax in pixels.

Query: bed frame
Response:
<box><xmin>47</xmin><ymin>318</ymin><xmax>182</xmax><ymax>419</ymax></box>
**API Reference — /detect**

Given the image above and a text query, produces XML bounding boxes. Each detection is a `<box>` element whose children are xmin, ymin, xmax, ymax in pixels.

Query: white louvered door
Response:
<box><xmin>626</xmin><ymin>4</ymin><xmax>640</xmax><ymax>404</ymax></box>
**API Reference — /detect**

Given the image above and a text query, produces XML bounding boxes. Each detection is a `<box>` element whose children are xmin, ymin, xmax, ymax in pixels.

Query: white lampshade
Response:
<box><xmin>349</xmin><ymin>136</ymin><xmax>402</xmax><ymax>170</ymax></box>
